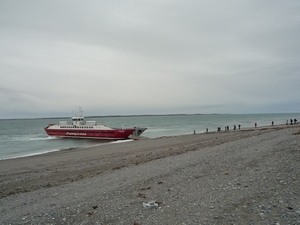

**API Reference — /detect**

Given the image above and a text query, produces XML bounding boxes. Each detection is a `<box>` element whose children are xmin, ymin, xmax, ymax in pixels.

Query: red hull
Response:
<box><xmin>44</xmin><ymin>128</ymin><xmax>135</xmax><ymax>140</ymax></box>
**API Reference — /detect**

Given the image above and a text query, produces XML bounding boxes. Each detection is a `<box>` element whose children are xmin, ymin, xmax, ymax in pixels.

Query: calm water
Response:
<box><xmin>0</xmin><ymin>113</ymin><xmax>299</xmax><ymax>160</ymax></box>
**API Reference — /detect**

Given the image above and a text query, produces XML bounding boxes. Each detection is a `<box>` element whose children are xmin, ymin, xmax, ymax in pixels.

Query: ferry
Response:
<box><xmin>44</xmin><ymin>108</ymin><xmax>141</xmax><ymax>140</ymax></box>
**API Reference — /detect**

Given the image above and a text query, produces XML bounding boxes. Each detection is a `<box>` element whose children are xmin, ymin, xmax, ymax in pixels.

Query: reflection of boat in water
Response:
<box><xmin>44</xmin><ymin>108</ymin><xmax>137</xmax><ymax>140</ymax></box>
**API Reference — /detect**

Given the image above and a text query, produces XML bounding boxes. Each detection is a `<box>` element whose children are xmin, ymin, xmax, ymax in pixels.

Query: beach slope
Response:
<box><xmin>1</xmin><ymin>124</ymin><xmax>300</xmax><ymax>224</ymax></box>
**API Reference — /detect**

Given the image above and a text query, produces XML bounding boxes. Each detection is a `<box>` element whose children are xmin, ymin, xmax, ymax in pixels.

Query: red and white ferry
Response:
<box><xmin>44</xmin><ymin>109</ymin><xmax>136</xmax><ymax>140</ymax></box>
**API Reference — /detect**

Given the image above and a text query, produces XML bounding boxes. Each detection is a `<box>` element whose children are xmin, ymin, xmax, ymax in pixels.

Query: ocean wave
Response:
<box><xmin>146</xmin><ymin>128</ymin><xmax>177</xmax><ymax>132</ymax></box>
<box><xmin>29</xmin><ymin>136</ymin><xmax>57</xmax><ymax>141</ymax></box>
<box><xmin>7</xmin><ymin>136</ymin><xmax>57</xmax><ymax>142</ymax></box>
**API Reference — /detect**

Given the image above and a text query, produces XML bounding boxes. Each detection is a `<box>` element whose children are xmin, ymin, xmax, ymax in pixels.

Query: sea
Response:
<box><xmin>0</xmin><ymin>113</ymin><xmax>299</xmax><ymax>160</ymax></box>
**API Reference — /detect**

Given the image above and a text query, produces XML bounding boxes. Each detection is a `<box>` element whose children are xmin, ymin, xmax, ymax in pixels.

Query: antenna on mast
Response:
<box><xmin>78</xmin><ymin>106</ymin><xmax>83</xmax><ymax>117</ymax></box>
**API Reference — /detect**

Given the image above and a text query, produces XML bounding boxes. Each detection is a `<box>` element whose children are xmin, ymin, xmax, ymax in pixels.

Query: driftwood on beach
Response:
<box><xmin>0</xmin><ymin>123</ymin><xmax>300</xmax><ymax>224</ymax></box>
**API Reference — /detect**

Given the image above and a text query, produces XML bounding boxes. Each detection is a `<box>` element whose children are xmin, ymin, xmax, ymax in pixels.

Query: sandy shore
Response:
<box><xmin>1</xmin><ymin>124</ymin><xmax>300</xmax><ymax>224</ymax></box>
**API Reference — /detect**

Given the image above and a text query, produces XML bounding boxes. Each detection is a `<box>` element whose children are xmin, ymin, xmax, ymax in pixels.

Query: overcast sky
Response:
<box><xmin>1</xmin><ymin>0</ymin><xmax>300</xmax><ymax>119</ymax></box>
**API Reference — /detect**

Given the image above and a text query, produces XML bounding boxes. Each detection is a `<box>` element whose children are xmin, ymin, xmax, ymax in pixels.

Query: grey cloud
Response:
<box><xmin>0</xmin><ymin>0</ymin><xmax>300</xmax><ymax>118</ymax></box>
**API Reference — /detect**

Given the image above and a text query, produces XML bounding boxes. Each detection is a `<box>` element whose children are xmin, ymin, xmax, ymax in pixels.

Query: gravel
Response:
<box><xmin>1</xmin><ymin>125</ymin><xmax>300</xmax><ymax>224</ymax></box>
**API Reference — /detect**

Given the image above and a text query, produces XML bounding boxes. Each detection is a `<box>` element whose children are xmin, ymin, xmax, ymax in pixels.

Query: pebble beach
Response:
<box><xmin>1</xmin><ymin>123</ymin><xmax>300</xmax><ymax>224</ymax></box>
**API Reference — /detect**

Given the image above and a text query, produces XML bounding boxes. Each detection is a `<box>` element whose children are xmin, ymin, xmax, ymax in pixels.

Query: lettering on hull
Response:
<box><xmin>66</xmin><ymin>132</ymin><xmax>87</xmax><ymax>136</ymax></box>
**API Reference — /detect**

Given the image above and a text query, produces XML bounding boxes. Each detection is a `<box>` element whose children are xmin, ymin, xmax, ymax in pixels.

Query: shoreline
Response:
<box><xmin>0</xmin><ymin>122</ymin><xmax>296</xmax><ymax>161</ymax></box>
<box><xmin>1</xmin><ymin>123</ymin><xmax>300</xmax><ymax>224</ymax></box>
<box><xmin>0</xmin><ymin>123</ymin><xmax>297</xmax><ymax>163</ymax></box>
<box><xmin>0</xmin><ymin>139</ymin><xmax>133</xmax><ymax>161</ymax></box>
<box><xmin>0</xmin><ymin>123</ymin><xmax>298</xmax><ymax>174</ymax></box>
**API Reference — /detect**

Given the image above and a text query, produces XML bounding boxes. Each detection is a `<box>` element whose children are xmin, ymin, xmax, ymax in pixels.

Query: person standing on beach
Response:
<box><xmin>238</xmin><ymin>124</ymin><xmax>241</xmax><ymax>130</ymax></box>
<box><xmin>272</xmin><ymin>121</ymin><xmax>274</xmax><ymax>126</ymax></box>
<box><xmin>255</xmin><ymin>123</ymin><xmax>257</xmax><ymax>128</ymax></box>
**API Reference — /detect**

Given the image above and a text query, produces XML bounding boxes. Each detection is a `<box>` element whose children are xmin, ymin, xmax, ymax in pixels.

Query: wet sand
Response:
<box><xmin>1</xmin><ymin>123</ymin><xmax>300</xmax><ymax>224</ymax></box>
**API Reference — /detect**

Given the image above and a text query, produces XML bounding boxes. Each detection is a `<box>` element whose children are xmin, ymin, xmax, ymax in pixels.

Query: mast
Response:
<box><xmin>78</xmin><ymin>106</ymin><xmax>83</xmax><ymax>125</ymax></box>
<box><xmin>72</xmin><ymin>106</ymin><xmax>84</xmax><ymax>126</ymax></box>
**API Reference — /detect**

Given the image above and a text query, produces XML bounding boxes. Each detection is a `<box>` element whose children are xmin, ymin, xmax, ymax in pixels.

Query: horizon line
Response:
<box><xmin>1</xmin><ymin>112</ymin><xmax>299</xmax><ymax>120</ymax></box>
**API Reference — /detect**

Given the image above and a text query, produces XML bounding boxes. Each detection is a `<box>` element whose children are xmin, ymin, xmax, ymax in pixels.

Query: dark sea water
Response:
<box><xmin>0</xmin><ymin>113</ymin><xmax>299</xmax><ymax>160</ymax></box>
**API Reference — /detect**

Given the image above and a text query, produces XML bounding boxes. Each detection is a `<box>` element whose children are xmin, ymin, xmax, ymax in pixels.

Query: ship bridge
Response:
<box><xmin>71</xmin><ymin>116</ymin><xmax>84</xmax><ymax>126</ymax></box>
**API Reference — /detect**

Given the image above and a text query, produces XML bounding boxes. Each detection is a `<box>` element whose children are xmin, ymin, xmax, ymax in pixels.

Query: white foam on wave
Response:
<box><xmin>0</xmin><ymin>148</ymin><xmax>60</xmax><ymax>161</ymax></box>
<box><xmin>80</xmin><ymin>139</ymin><xmax>134</xmax><ymax>149</ymax></box>
<box><xmin>110</xmin><ymin>139</ymin><xmax>134</xmax><ymax>144</ymax></box>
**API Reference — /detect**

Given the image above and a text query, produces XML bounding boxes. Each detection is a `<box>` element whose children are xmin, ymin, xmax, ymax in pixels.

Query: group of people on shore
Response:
<box><xmin>210</xmin><ymin>124</ymin><xmax>242</xmax><ymax>132</ymax></box>
<box><xmin>223</xmin><ymin>124</ymin><xmax>241</xmax><ymax>131</ymax></box>
<box><xmin>286</xmin><ymin>118</ymin><xmax>297</xmax><ymax>125</ymax></box>
<box><xmin>201</xmin><ymin>118</ymin><xmax>298</xmax><ymax>133</ymax></box>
